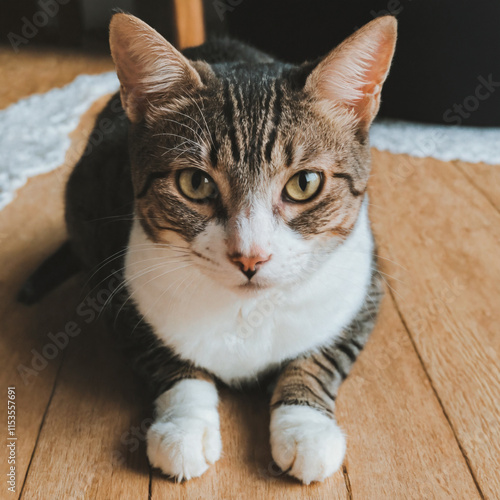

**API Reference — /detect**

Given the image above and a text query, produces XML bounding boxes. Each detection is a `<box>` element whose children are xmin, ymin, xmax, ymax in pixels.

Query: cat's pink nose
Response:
<box><xmin>229</xmin><ymin>252</ymin><xmax>272</xmax><ymax>279</ymax></box>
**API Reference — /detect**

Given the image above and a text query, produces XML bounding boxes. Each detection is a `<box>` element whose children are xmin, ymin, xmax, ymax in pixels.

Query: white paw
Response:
<box><xmin>146</xmin><ymin>379</ymin><xmax>222</xmax><ymax>481</ymax></box>
<box><xmin>270</xmin><ymin>405</ymin><xmax>346</xmax><ymax>484</ymax></box>
<box><xmin>147</xmin><ymin>414</ymin><xmax>221</xmax><ymax>480</ymax></box>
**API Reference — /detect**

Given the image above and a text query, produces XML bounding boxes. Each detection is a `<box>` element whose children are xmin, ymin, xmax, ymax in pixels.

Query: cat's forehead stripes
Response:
<box><xmin>264</xmin><ymin>79</ymin><xmax>283</xmax><ymax>164</ymax></box>
<box><xmin>131</xmin><ymin>63</ymin><xmax>372</xmax><ymax>243</ymax></box>
<box><xmin>216</xmin><ymin>68</ymin><xmax>287</xmax><ymax>175</ymax></box>
<box><xmin>221</xmin><ymin>78</ymin><xmax>241</xmax><ymax>165</ymax></box>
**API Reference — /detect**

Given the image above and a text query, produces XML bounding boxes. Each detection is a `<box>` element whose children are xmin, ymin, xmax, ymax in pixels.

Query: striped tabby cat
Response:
<box><xmin>65</xmin><ymin>13</ymin><xmax>396</xmax><ymax>483</ymax></box>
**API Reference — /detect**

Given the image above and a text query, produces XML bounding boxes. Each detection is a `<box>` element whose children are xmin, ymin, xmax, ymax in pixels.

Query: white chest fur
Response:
<box><xmin>124</xmin><ymin>205</ymin><xmax>373</xmax><ymax>385</ymax></box>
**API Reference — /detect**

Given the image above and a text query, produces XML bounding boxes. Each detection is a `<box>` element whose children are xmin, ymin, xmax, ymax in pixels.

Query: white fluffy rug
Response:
<box><xmin>0</xmin><ymin>72</ymin><xmax>119</xmax><ymax>209</ymax></box>
<box><xmin>1</xmin><ymin>71</ymin><xmax>499</xmax><ymax>210</ymax></box>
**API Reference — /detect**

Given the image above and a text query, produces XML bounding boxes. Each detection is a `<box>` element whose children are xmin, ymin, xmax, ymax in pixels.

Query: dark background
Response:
<box><xmin>2</xmin><ymin>0</ymin><xmax>500</xmax><ymax>126</ymax></box>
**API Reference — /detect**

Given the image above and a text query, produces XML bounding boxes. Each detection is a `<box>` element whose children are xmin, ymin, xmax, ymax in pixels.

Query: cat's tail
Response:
<box><xmin>17</xmin><ymin>241</ymin><xmax>81</xmax><ymax>305</ymax></box>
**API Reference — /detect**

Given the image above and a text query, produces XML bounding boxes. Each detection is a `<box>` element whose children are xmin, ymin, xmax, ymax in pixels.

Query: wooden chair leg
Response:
<box><xmin>172</xmin><ymin>0</ymin><xmax>206</xmax><ymax>49</ymax></box>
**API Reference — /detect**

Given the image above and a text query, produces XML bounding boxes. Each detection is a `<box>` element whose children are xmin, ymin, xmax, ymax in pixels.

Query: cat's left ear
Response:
<box><xmin>305</xmin><ymin>16</ymin><xmax>397</xmax><ymax>131</ymax></box>
<box><xmin>109</xmin><ymin>13</ymin><xmax>203</xmax><ymax>123</ymax></box>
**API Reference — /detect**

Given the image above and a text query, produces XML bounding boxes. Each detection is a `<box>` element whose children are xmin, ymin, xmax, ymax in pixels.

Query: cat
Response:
<box><xmin>63</xmin><ymin>13</ymin><xmax>396</xmax><ymax>484</ymax></box>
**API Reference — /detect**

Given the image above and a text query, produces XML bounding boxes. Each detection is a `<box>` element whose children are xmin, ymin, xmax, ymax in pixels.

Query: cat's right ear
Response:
<box><xmin>109</xmin><ymin>13</ymin><xmax>202</xmax><ymax>123</ymax></box>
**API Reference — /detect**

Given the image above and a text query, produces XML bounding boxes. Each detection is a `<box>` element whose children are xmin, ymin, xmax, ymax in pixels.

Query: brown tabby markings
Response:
<box><xmin>128</xmin><ymin>64</ymin><xmax>371</xmax><ymax>245</ymax></box>
<box><xmin>270</xmin><ymin>267</ymin><xmax>383</xmax><ymax>417</ymax></box>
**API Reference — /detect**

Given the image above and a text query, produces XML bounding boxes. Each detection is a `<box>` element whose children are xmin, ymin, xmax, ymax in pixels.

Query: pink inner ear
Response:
<box><xmin>109</xmin><ymin>13</ymin><xmax>203</xmax><ymax>122</ymax></box>
<box><xmin>113</xmin><ymin>44</ymin><xmax>142</xmax><ymax>92</ymax></box>
<box><xmin>310</xmin><ymin>17</ymin><xmax>397</xmax><ymax>128</ymax></box>
<box><xmin>353</xmin><ymin>34</ymin><xmax>395</xmax><ymax>123</ymax></box>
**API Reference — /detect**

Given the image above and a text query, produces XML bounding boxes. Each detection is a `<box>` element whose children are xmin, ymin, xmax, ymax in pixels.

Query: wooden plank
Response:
<box><xmin>369</xmin><ymin>149</ymin><xmax>500</xmax><ymax>499</ymax></box>
<box><xmin>20</xmin><ymin>309</ymin><xmax>150</xmax><ymax>499</ymax></box>
<box><xmin>0</xmin><ymin>47</ymin><xmax>114</xmax><ymax>110</ymax></box>
<box><xmin>454</xmin><ymin>160</ymin><xmax>500</xmax><ymax>212</ymax></box>
<box><xmin>173</xmin><ymin>0</ymin><xmax>206</xmax><ymax>49</ymax></box>
<box><xmin>0</xmin><ymin>282</ymin><xmax>75</xmax><ymax>499</ymax></box>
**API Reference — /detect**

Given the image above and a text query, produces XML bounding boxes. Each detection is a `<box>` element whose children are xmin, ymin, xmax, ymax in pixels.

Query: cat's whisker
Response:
<box><xmin>119</xmin><ymin>258</ymin><xmax>193</xmax><ymax>289</ymax></box>
<box><xmin>82</xmin><ymin>243</ymin><xmax>188</xmax><ymax>288</ymax></box>
<box><xmin>165</xmin><ymin>107</ymin><xmax>211</xmax><ymax>140</ymax></box>
<box><xmin>88</xmin><ymin>253</ymin><xmax>191</xmax><ymax>295</ymax></box>
<box><xmin>373</xmin><ymin>254</ymin><xmax>407</xmax><ymax>271</ymax></box>
<box><xmin>160</xmin><ymin>140</ymin><xmax>191</xmax><ymax>157</ymax></box>
<box><xmin>188</xmin><ymin>94</ymin><xmax>216</xmax><ymax>150</ymax></box>
<box><xmin>287</xmin><ymin>255</ymin><xmax>405</xmax><ymax>317</ymax></box>
<box><xmin>372</xmin><ymin>267</ymin><xmax>406</xmax><ymax>285</ymax></box>
<box><xmin>126</xmin><ymin>264</ymin><xmax>195</xmax><ymax>334</ymax></box>
<box><xmin>173</xmin><ymin>146</ymin><xmax>197</xmax><ymax>163</ymax></box>
<box><xmin>82</xmin><ymin>244</ymin><xmax>191</xmax><ymax>300</ymax></box>
<box><xmin>85</xmin><ymin>255</ymin><xmax>191</xmax><ymax>307</ymax></box>
<box><xmin>100</xmin><ymin>259</ymin><xmax>193</xmax><ymax>319</ymax></box>
<box><xmin>93</xmin><ymin>215</ymin><xmax>190</xmax><ymax>227</ymax></box>
<box><xmin>378</xmin><ymin>272</ymin><xmax>406</xmax><ymax>304</ymax></box>
<box><xmin>161</xmin><ymin>117</ymin><xmax>208</xmax><ymax>150</ymax></box>
<box><xmin>364</xmin><ymin>201</ymin><xmax>390</xmax><ymax>212</ymax></box>
<box><xmin>153</xmin><ymin>132</ymin><xmax>203</xmax><ymax>152</ymax></box>
<box><xmin>154</xmin><ymin>104</ymin><xmax>213</xmax><ymax>150</ymax></box>
<box><xmin>113</xmin><ymin>260</ymin><xmax>194</xmax><ymax>326</ymax></box>
<box><xmin>86</xmin><ymin>212</ymin><xmax>136</xmax><ymax>223</ymax></box>
<box><xmin>80</xmin><ymin>247</ymin><xmax>136</xmax><ymax>294</ymax></box>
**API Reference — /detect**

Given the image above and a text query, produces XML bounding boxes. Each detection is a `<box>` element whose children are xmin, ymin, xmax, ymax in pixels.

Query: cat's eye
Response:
<box><xmin>284</xmin><ymin>171</ymin><xmax>322</xmax><ymax>202</ymax></box>
<box><xmin>177</xmin><ymin>169</ymin><xmax>218</xmax><ymax>201</ymax></box>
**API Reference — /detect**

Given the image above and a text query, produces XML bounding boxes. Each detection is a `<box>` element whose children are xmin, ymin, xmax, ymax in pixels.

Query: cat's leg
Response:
<box><xmin>146</xmin><ymin>369</ymin><xmax>222</xmax><ymax>481</ymax></box>
<box><xmin>114</xmin><ymin>299</ymin><xmax>222</xmax><ymax>481</ymax></box>
<box><xmin>269</xmin><ymin>352</ymin><xmax>348</xmax><ymax>484</ymax></box>
<box><xmin>269</xmin><ymin>271</ymin><xmax>383</xmax><ymax>484</ymax></box>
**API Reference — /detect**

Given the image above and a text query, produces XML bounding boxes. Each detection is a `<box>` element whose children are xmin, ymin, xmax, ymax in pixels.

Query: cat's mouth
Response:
<box><xmin>238</xmin><ymin>280</ymin><xmax>271</xmax><ymax>292</ymax></box>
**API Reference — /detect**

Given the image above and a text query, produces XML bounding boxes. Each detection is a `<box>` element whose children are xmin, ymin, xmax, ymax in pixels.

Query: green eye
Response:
<box><xmin>178</xmin><ymin>169</ymin><xmax>218</xmax><ymax>201</ymax></box>
<box><xmin>284</xmin><ymin>171</ymin><xmax>322</xmax><ymax>202</ymax></box>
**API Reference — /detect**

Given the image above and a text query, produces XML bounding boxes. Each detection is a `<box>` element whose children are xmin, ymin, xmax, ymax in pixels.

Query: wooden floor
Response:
<box><xmin>1</xmin><ymin>47</ymin><xmax>499</xmax><ymax>500</ymax></box>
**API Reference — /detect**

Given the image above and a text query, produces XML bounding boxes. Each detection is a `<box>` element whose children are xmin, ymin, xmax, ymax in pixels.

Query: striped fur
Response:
<box><xmin>270</xmin><ymin>265</ymin><xmax>384</xmax><ymax>417</ymax></box>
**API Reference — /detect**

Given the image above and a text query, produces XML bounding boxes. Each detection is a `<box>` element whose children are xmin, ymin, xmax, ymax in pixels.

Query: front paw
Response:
<box><xmin>270</xmin><ymin>405</ymin><xmax>346</xmax><ymax>484</ymax></box>
<box><xmin>146</xmin><ymin>379</ymin><xmax>221</xmax><ymax>481</ymax></box>
<box><xmin>147</xmin><ymin>413</ymin><xmax>221</xmax><ymax>480</ymax></box>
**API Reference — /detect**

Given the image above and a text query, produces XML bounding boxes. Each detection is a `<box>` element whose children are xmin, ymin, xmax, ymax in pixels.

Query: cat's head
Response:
<box><xmin>110</xmin><ymin>14</ymin><xmax>396</xmax><ymax>292</ymax></box>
